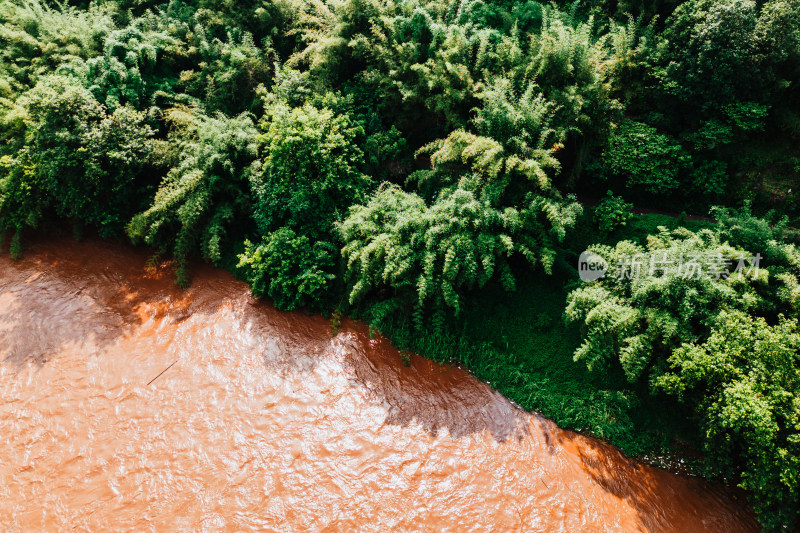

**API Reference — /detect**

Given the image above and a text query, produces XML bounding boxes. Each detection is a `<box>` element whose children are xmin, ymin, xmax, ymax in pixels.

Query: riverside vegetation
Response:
<box><xmin>1</xmin><ymin>0</ymin><xmax>799</xmax><ymax>528</ymax></box>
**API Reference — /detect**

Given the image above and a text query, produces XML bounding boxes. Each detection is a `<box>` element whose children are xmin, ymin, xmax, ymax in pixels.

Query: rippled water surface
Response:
<box><xmin>0</xmin><ymin>238</ymin><xmax>757</xmax><ymax>531</ymax></box>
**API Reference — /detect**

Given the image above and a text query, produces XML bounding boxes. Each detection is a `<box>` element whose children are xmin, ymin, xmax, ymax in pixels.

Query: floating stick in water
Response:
<box><xmin>147</xmin><ymin>360</ymin><xmax>177</xmax><ymax>386</ymax></box>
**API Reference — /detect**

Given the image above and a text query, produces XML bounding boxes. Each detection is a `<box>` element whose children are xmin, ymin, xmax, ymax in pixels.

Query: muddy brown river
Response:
<box><xmin>0</xmin><ymin>237</ymin><xmax>757</xmax><ymax>531</ymax></box>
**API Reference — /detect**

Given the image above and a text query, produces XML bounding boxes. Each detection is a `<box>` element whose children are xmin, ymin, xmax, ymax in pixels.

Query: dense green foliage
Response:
<box><xmin>591</xmin><ymin>120</ymin><xmax>688</xmax><ymax>194</ymax></box>
<box><xmin>0</xmin><ymin>74</ymin><xmax>154</xmax><ymax>246</ymax></box>
<box><xmin>238</xmin><ymin>227</ymin><xmax>336</xmax><ymax>310</ymax></box>
<box><xmin>128</xmin><ymin>110</ymin><xmax>259</xmax><ymax>285</ymax></box>
<box><xmin>662</xmin><ymin>311</ymin><xmax>800</xmax><ymax>530</ymax></box>
<box><xmin>1</xmin><ymin>0</ymin><xmax>799</xmax><ymax>528</ymax></box>
<box><xmin>252</xmin><ymin>98</ymin><xmax>370</xmax><ymax>240</ymax></box>
<box><xmin>567</xmin><ymin>206</ymin><xmax>800</xmax><ymax>528</ymax></box>
<box><xmin>566</xmin><ymin>226</ymin><xmax>759</xmax><ymax>383</ymax></box>
<box><xmin>594</xmin><ymin>190</ymin><xmax>633</xmax><ymax>232</ymax></box>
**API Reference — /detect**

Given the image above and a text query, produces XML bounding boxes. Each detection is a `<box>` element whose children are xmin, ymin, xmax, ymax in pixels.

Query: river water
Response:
<box><xmin>0</xmin><ymin>237</ymin><xmax>757</xmax><ymax>531</ymax></box>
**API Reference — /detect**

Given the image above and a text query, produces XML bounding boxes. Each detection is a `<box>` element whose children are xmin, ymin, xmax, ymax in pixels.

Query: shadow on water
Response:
<box><xmin>576</xmin><ymin>435</ymin><xmax>758</xmax><ymax>532</ymax></box>
<box><xmin>0</xmin><ymin>236</ymin><xmax>197</xmax><ymax>369</ymax></box>
<box><xmin>333</xmin><ymin>324</ymin><xmax>531</xmax><ymax>443</ymax></box>
<box><xmin>229</xmin><ymin>293</ymin><xmax>530</xmax><ymax>443</ymax></box>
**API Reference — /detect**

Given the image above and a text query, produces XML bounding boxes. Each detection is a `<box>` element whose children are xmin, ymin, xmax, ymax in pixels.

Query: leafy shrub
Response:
<box><xmin>238</xmin><ymin>227</ymin><xmax>336</xmax><ymax>311</ymax></box>
<box><xmin>597</xmin><ymin>120</ymin><xmax>689</xmax><ymax>194</ymax></box>
<box><xmin>712</xmin><ymin>204</ymin><xmax>800</xmax><ymax>316</ymax></box>
<box><xmin>340</xmin><ymin>181</ymin><xmax>581</xmax><ymax>329</ymax></box>
<box><xmin>250</xmin><ymin>100</ymin><xmax>371</xmax><ymax>240</ymax></box>
<box><xmin>472</xmin><ymin>77</ymin><xmax>560</xmax><ymax>158</ymax></box>
<box><xmin>0</xmin><ymin>152</ymin><xmax>37</xmax><ymax>251</ymax></box>
<box><xmin>711</xmin><ymin>203</ymin><xmax>789</xmax><ymax>252</ymax></box>
<box><xmin>594</xmin><ymin>191</ymin><xmax>633</xmax><ymax>232</ymax></box>
<box><xmin>0</xmin><ymin>75</ymin><xmax>154</xmax><ymax>245</ymax></box>
<box><xmin>24</xmin><ymin>77</ymin><xmax>154</xmax><ymax>229</ymax></box>
<box><xmin>688</xmin><ymin>159</ymin><xmax>727</xmax><ymax>198</ymax></box>
<box><xmin>340</xmin><ymin>184</ymin><xmax>514</xmax><ymax>325</ymax></box>
<box><xmin>659</xmin><ymin>311</ymin><xmax>800</xmax><ymax>532</ymax></box>
<box><xmin>341</xmin><ymin>123</ymin><xmax>582</xmax><ymax>330</ymax></box>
